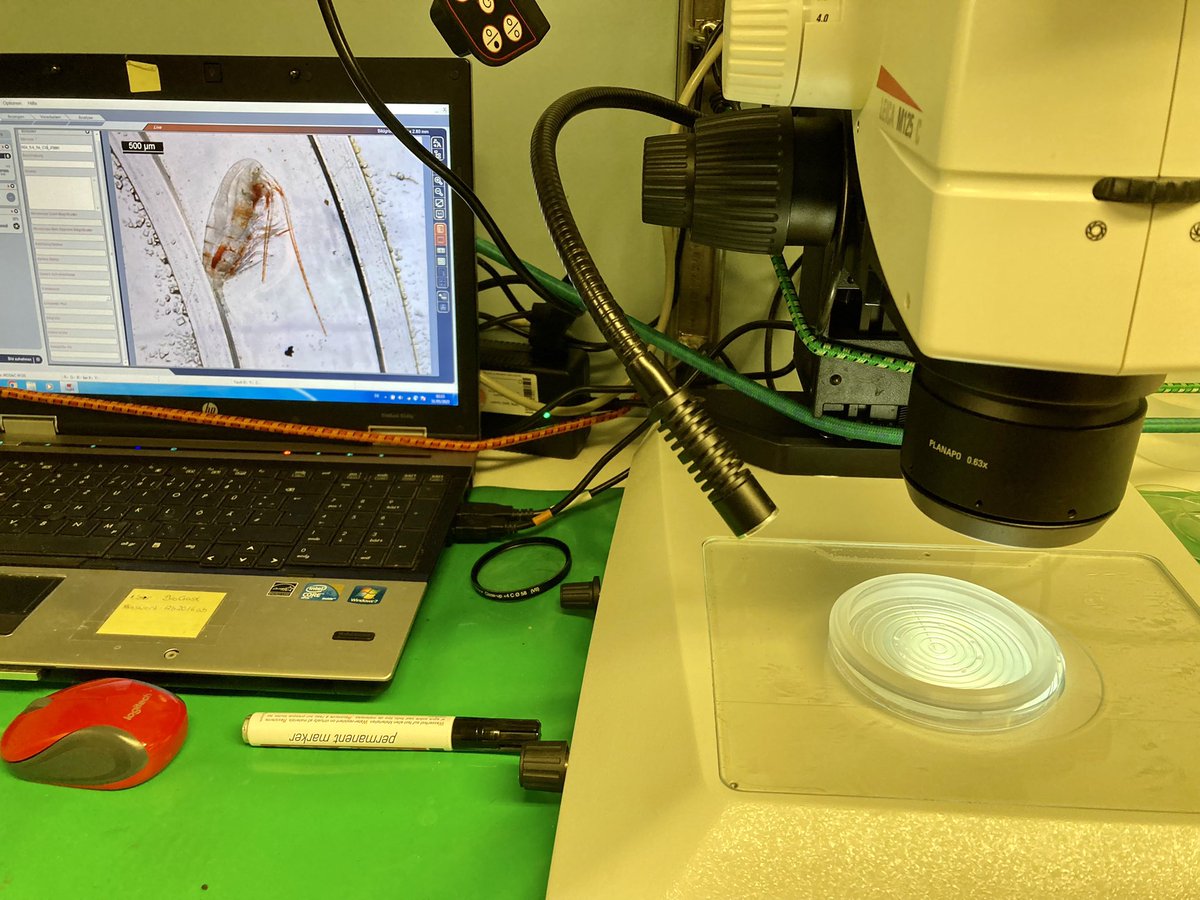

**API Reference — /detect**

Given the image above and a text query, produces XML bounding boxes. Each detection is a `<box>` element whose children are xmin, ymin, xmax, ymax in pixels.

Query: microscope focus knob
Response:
<box><xmin>642</xmin><ymin>107</ymin><xmax>845</xmax><ymax>254</ymax></box>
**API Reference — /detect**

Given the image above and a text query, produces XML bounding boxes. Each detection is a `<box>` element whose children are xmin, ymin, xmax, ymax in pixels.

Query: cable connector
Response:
<box><xmin>451</xmin><ymin>502</ymin><xmax>540</xmax><ymax>542</ymax></box>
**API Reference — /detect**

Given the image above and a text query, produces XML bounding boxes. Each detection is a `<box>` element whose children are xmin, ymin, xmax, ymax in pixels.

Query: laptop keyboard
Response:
<box><xmin>0</xmin><ymin>454</ymin><xmax>469</xmax><ymax>576</ymax></box>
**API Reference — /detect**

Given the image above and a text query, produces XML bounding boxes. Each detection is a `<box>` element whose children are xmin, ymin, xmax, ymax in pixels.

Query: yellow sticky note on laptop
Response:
<box><xmin>98</xmin><ymin>589</ymin><xmax>225</xmax><ymax>639</ymax></box>
<box><xmin>125</xmin><ymin>60</ymin><xmax>161</xmax><ymax>93</ymax></box>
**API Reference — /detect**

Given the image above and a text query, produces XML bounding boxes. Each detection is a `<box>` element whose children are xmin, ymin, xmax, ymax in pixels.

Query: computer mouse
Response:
<box><xmin>1</xmin><ymin>678</ymin><xmax>187</xmax><ymax>790</ymax></box>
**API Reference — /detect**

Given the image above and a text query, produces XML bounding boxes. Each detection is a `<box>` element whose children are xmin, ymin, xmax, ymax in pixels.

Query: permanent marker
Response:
<box><xmin>242</xmin><ymin>712</ymin><xmax>540</xmax><ymax>752</ymax></box>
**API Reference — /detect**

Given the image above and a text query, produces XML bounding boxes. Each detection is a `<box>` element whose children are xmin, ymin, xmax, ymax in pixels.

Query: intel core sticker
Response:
<box><xmin>268</xmin><ymin>582</ymin><xmax>298</xmax><ymax>598</ymax></box>
<box><xmin>300</xmin><ymin>583</ymin><xmax>341</xmax><ymax>602</ymax></box>
<box><xmin>349</xmin><ymin>585</ymin><xmax>386</xmax><ymax>605</ymax></box>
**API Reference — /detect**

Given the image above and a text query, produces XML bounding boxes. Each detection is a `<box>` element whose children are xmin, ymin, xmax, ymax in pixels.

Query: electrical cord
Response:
<box><xmin>474</xmin><ymin>240</ymin><xmax>1200</xmax><ymax>442</ymax></box>
<box><xmin>530</xmin><ymin>314</ymin><xmax>793</xmax><ymax>530</ymax></box>
<box><xmin>453</xmin><ymin>408</ymin><xmax>645</xmax><ymax>541</ymax></box>
<box><xmin>315</xmin><ymin>0</ymin><xmax>581</xmax><ymax>320</ymax></box>
<box><xmin>477</xmin><ymin>258</ymin><xmax>528</xmax><ymax>314</ymax></box>
<box><xmin>477</xmin><ymin>310</ymin><xmax>613</xmax><ymax>354</ymax></box>
<box><xmin>739</xmin><ymin>357</ymin><xmax>797</xmax><ymax>383</ymax></box>
<box><xmin>499</xmin><ymin>385</ymin><xmax>643</xmax><ymax>435</ymax></box>
<box><xmin>478</xmin><ymin>312</ymin><xmax>534</xmax><ymax>343</ymax></box>
<box><xmin>475</xmin><ymin>236</ymin><xmax>903</xmax><ymax>444</ymax></box>
<box><xmin>480</xmin><ymin>373</ymin><xmax>632</xmax><ymax>417</ymax></box>
<box><xmin>478</xmin><ymin>310</ymin><xmax>531</xmax><ymax>332</ymax></box>
<box><xmin>531</xmin><ymin>86</ymin><xmax>777</xmax><ymax>537</ymax></box>
<box><xmin>765</xmin><ymin>254</ymin><xmax>804</xmax><ymax>390</ymax></box>
<box><xmin>533</xmin><ymin>417</ymin><xmax>654</xmax><ymax>524</ymax></box>
<box><xmin>0</xmin><ymin>386</ymin><xmax>631</xmax><ymax>452</ymax></box>
<box><xmin>477</xmin><ymin>273</ymin><xmax>528</xmax><ymax>297</ymax></box>
<box><xmin>773</xmin><ymin>255</ymin><xmax>915</xmax><ymax>374</ymax></box>
<box><xmin>588</xmin><ymin>467</ymin><xmax>629</xmax><ymax>494</ymax></box>
<box><xmin>769</xmin><ymin>253</ymin><xmax>1200</xmax><ymax>395</ymax></box>
<box><xmin>702</xmin><ymin>22</ymin><xmax>725</xmax><ymax>93</ymax></box>
<box><xmin>701</xmin><ymin>320</ymin><xmax>798</xmax><ymax>382</ymax></box>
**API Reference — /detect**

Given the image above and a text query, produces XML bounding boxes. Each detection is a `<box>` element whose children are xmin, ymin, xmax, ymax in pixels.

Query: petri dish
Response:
<box><xmin>828</xmin><ymin>573</ymin><xmax>1065</xmax><ymax>732</ymax></box>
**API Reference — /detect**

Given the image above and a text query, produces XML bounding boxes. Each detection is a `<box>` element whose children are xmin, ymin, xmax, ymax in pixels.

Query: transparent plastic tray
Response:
<box><xmin>703</xmin><ymin>539</ymin><xmax>1200</xmax><ymax>813</ymax></box>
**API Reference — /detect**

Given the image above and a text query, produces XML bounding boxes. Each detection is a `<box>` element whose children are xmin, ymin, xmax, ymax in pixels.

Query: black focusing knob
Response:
<box><xmin>642</xmin><ymin>107</ymin><xmax>846</xmax><ymax>254</ymax></box>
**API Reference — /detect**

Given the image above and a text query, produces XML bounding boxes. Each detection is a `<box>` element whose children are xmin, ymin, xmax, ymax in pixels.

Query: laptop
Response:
<box><xmin>0</xmin><ymin>54</ymin><xmax>479</xmax><ymax>693</ymax></box>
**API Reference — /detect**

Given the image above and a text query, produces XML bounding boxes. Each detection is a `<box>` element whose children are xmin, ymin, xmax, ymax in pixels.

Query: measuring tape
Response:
<box><xmin>0</xmin><ymin>387</ymin><xmax>630</xmax><ymax>452</ymax></box>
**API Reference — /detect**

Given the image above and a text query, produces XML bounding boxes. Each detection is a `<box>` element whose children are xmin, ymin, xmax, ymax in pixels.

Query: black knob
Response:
<box><xmin>519</xmin><ymin>740</ymin><xmax>569</xmax><ymax>792</ymax></box>
<box><xmin>559</xmin><ymin>576</ymin><xmax>600</xmax><ymax>611</ymax></box>
<box><xmin>642</xmin><ymin>107</ymin><xmax>846</xmax><ymax>254</ymax></box>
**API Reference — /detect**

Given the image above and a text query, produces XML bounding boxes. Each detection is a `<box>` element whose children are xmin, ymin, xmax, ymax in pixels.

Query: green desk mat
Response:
<box><xmin>0</xmin><ymin>487</ymin><xmax>621</xmax><ymax>899</ymax></box>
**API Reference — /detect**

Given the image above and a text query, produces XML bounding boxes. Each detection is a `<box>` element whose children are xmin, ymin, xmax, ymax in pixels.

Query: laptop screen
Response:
<box><xmin>0</xmin><ymin>55</ymin><xmax>478</xmax><ymax>439</ymax></box>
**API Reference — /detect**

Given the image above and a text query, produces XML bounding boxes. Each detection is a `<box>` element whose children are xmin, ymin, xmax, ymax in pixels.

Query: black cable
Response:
<box><xmin>477</xmin><ymin>258</ymin><xmax>528</xmax><ymax>314</ymax></box>
<box><xmin>702</xmin><ymin>23</ymin><xmax>724</xmax><ymax>92</ymax></box>
<box><xmin>589</xmin><ymin>468</ymin><xmax>629</xmax><ymax>495</ymax></box>
<box><xmin>315</xmin><ymin>0</ymin><xmax>581</xmax><ymax>319</ymax></box>
<box><xmin>666</xmin><ymin>226</ymin><xmax>686</xmax><ymax>331</ymax></box>
<box><xmin>567</xmin><ymin>338</ymin><xmax>613</xmax><ymax>353</ymax></box>
<box><xmin>477</xmin><ymin>274</ymin><xmax>527</xmax><ymax>296</ymax></box>
<box><xmin>499</xmin><ymin>385</ymin><xmax>640</xmax><ymax>436</ymax></box>
<box><xmin>740</xmin><ymin>358</ymin><xmax>796</xmax><ymax>382</ymax></box>
<box><xmin>678</xmin><ymin>321</ymin><xmax>796</xmax><ymax>386</ymax></box>
<box><xmin>477</xmin><ymin>257</ymin><xmax>613</xmax><ymax>353</ymax></box>
<box><xmin>547</xmin><ymin>316</ymin><xmax>794</xmax><ymax>515</ymax></box>
<box><xmin>712</xmin><ymin>319</ymin><xmax>797</xmax><ymax>354</ymax></box>
<box><xmin>544</xmin><ymin>317</ymin><xmax>745</xmax><ymax>518</ymax></box>
<box><xmin>532</xmin><ymin>88</ymin><xmax>696</xmax><ymax>394</ymax></box>
<box><xmin>478</xmin><ymin>310</ymin><xmax>532</xmax><ymax>337</ymax></box>
<box><xmin>765</xmin><ymin>255</ymin><xmax>804</xmax><ymax>390</ymax></box>
<box><xmin>547</xmin><ymin>417</ymin><xmax>654</xmax><ymax>516</ymax></box>
<box><xmin>531</xmin><ymin>87</ymin><xmax>774</xmax><ymax>537</ymax></box>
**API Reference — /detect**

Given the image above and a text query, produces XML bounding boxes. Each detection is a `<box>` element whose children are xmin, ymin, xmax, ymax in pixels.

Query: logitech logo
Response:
<box><xmin>124</xmin><ymin>692</ymin><xmax>153</xmax><ymax>721</ymax></box>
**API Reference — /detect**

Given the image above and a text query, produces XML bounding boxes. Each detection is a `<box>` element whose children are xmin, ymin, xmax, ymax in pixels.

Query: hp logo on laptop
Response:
<box><xmin>201</xmin><ymin>402</ymin><xmax>219</xmax><ymax>415</ymax></box>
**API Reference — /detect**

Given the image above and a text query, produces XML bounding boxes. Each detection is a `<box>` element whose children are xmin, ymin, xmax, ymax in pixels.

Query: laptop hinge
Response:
<box><xmin>0</xmin><ymin>415</ymin><xmax>60</xmax><ymax>443</ymax></box>
<box><xmin>368</xmin><ymin>425</ymin><xmax>427</xmax><ymax>436</ymax></box>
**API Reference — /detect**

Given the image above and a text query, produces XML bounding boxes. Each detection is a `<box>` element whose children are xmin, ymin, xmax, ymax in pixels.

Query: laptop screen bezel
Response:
<box><xmin>0</xmin><ymin>53</ymin><xmax>480</xmax><ymax>441</ymax></box>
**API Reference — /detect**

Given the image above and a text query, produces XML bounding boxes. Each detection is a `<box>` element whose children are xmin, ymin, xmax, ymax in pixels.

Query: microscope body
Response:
<box><xmin>647</xmin><ymin>0</ymin><xmax>1200</xmax><ymax>544</ymax></box>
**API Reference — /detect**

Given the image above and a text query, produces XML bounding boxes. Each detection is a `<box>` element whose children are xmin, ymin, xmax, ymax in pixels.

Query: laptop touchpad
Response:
<box><xmin>0</xmin><ymin>575</ymin><xmax>63</xmax><ymax>636</ymax></box>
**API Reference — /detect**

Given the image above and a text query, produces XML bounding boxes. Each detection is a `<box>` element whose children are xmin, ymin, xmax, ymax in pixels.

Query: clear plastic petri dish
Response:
<box><xmin>828</xmin><ymin>573</ymin><xmax>1066</xmax><ymax>732</ymax></box>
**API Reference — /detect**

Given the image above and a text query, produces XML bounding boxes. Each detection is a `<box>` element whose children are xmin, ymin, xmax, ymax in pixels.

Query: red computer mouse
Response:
<box><xmin>1</xmin><ymin>678</ymin><xmax>187</xmax><ymax>790</ymax></box>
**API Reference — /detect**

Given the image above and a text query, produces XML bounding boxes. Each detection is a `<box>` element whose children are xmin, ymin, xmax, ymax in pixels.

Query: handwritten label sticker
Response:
<box><xmin>97</xmin><ymin>588</ymin><xmax>225</xmax><ymax>639</ymax></box>
<box><xmin>125</xmin><ymin>60</ymin><xmax>162</xmax><ymax>93</ymax></box>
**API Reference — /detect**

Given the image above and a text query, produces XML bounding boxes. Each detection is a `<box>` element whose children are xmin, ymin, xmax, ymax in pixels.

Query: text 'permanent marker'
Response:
<box><xmin>242</xmin><ymin>712</ymin><xmax>541</xmax><ymax>752</ymax></box>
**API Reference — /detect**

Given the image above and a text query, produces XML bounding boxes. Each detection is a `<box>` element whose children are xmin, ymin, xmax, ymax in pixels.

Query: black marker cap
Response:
<box><xmin>450</xmin><ymin>717</ymin><xmax>541</xmax><ymax>752</ymax></box>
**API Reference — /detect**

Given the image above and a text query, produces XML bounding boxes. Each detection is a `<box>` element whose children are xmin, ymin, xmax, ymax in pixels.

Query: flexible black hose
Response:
<box><xmin>529</xmin><ymin>87</ymin><xmax>776</xmax><ymax>536</ymax></box>
<box><xmin>530</xmin><ymin>88</ymin><xmax>697</xmax><ymax>398</ymax></box>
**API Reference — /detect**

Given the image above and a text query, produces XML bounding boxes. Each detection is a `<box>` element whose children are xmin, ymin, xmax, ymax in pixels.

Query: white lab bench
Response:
<box><xmin>534</xmin><ymin>394</ymin><xmax>1200</xmax><ymax>899</ymax></box>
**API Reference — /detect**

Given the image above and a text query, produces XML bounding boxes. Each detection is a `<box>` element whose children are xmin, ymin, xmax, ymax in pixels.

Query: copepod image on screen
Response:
<box><xmin>203</xmin><ymin>158</ymin><xmax>326</xmax><ymax>335</ymax></box>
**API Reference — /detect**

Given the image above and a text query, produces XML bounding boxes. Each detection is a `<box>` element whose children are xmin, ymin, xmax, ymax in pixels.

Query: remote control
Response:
<box><xmin>430</xmin><ymin>0</ymin><xmax>550</xmax><ymax>67</ymax></box>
